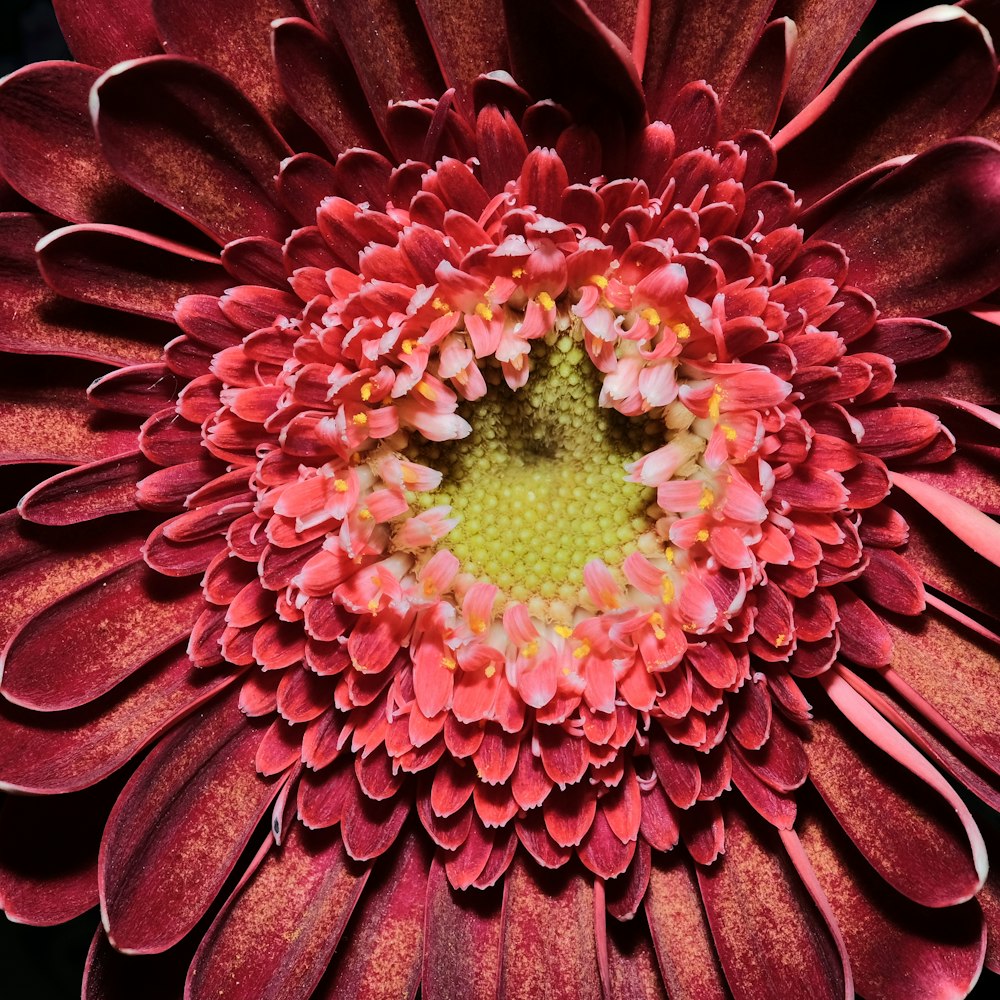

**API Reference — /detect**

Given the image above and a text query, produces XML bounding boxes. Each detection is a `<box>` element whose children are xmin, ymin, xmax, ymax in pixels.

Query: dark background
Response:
<box><xmin>0</xmin><ymin>1</ymin><xmax>996</xmax><ymax>998</ymax></box>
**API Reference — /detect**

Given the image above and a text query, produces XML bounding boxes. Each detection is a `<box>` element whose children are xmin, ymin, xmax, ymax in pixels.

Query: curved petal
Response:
<box><xmin>811</xmin><ymin>139</ymin><xmax>1000</xmax><ymax>318</ymax></box>
<box><xmin>83</xmin><ymin>928</ymin><xmax>193</xmax><ymax>1000</ymax></box>
<box><xmin>18</xmin><ymin>451</ymin><xmax>147</xmax><ymax>525</ymax></box>
<box><xmin>0</xmin><ymin>649</ymin><xmax>239</xmax><ymax>793</ymax></box>
<box><xmin>720</xmin><ymin>18</ymin><xmax>797</xmax><ymax>136</ymax></box>
<box><xmin>52</xmin><ymin>0</ymin><xmax>160</xmax><ymax>69</ymax></box>
<box><xmin>776</xmin><ymin>7</ymin><xmax>996</xmax><ymax>206</ymax></box>
<box><xmin>1</xmin><ymin>561</ymin><xmax>202</xmax><ymax>711</ymax></box>
<box><xmin>36</xmin><ymin>224</ymin><xmax>227</xmax><ymax>320</ymax></box>
<box><xmin>93</xmin><ymin>56</ymin><xmax>294</xmax><ymax>245</ymax></box>
<box><xmin>184</xmin><ymin>825</ymin><xmax>369</xmax><ymax>1000</ymax></box>
<box><xmin>797</xmin><ymin>789</ymin><xmax>987</xmax><ymax>1000</ymax></box>
<box><xmin>607</xmin><ymin>912</ymin><xmax>669</xmax><ymax>1000</ymax></box>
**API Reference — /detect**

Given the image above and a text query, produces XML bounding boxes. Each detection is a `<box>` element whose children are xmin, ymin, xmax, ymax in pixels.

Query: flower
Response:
<box><xmin>1</xmin><ymin>0</ymin><xmax>1000</xmax><ymax>997</ymax></box>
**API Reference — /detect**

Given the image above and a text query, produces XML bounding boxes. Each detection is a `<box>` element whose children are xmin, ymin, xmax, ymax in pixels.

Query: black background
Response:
<box><xmin>0</xmin><ymin>1</ymin><xmax>997</xmax><ymax>997</ymax></box>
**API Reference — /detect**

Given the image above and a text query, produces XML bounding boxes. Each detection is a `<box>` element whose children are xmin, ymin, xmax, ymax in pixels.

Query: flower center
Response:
<box><xmin>405</xmin><ymin>325</ymin><xmax>658</xmax><ymax>613</ymax></box>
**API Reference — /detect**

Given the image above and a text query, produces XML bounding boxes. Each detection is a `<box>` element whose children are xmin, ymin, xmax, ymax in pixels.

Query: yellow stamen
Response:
<box><xmin>416</xmin><ymin>381</ymin><xmax>437</xmax><ymax>401</ymax></box>
<box><xmin>590</xmin><ymin>274</ymin><xmax>609</xmax><ymax>289</ymax></box>
<box><xmin>402</xmin><ymin>339</ymin><xmax>416</xmax><ymax>355</ymax></box>
<box><xmin>573</xmin><ymin>640</ymin><xmax>591</xmax><ymax>659</ymax></box>
<box><xmin>360</xmin><ymin>382</ymin><xmax>373</xmax><ymax>401</ymax></box>
<box><xmin>442</xmin><ymin>656</ymin><xmax>457</xmax><ymax>671</ymax></box>
<box><xmin>367</xmin><ymin>598</ymin><xmax>380</xmax><ymax>612</ymax></box>
<box><xmin>674</xmin><ymin>322</ymin><xmax>691</xmax><ymax>340</ymax></box>
<box><xmin>639</xmin><ymin>307</ymin><xmax>661</xmax><ymax>326</ymax></box>
<box><xmin>475</xmin><ymin>302</ymin><xmax>494</xmax><ymax>321</ymax></box>
<box><xmin>554</xmin><ymin>625</ymin><xmax>573</xmax><ymax>639</ymax></box>
<box><xmin>708</xmin><ymin>385</ymin><xmax>723</xmax><ymax>422</ymax></box>
<box><xmin>648</xmin><ymin>611</ymin><xmax>667</xmax><ymax>640</ymax></box>
<box><xmin>522</xmin><ymin>640</ymin><xmax>538</xmax><ymax>657</ymax></box>
<box><xmin>698</xmin><ymin>486</ymin><xmax>714</xmax><ymax>510</ymax></box>
<box><xmin>352</xmin><ymin>412</ymin><xmax>368</xmax><ymax>425</ymax></box>
<box><xmin>485</xmin><ymin>664</ymin><xmax>497</xmax><ymax>678</ymax></box>
<box><xmin>538</xmin><ymin>291</ymin><xmax>556</xmax><ymax>311</ymax></box>
<box><xmin>722</xmin><ymin>423</ymin><xmax>737</xmax><ymax>441</ymax></box>
<box><xmin>775</xmin><ymin>633</ymin><xmax>787</xmax><ymax>647</ymax></box>
<box><xmin>432</xmin><ymin>297</ymin><xmax>451</xmax><ymax>313</ymax></box>
<box><xmin>359</xmin><ymin>509</ymin><xmax>373</xmax><ymax>521</ymax></box>
<box><xmin>512</xmin><ymin>267</ymin><xmax>524</xmax><ymax>278</ymax></box>
<box><xmin>470</xmin><ymin>618</ymin><xmax>487</xmax><ymax>635</ymax></box>
<box><xmin>333</xmin><ymin>479</ymin><xmax>349</xmax><ymax>493</ymax></box>
<box><xmin>661</xmin><ymin>577</ymin><xmax>675</xmax><ymax>604</ymax></box>
<box><xmin>696</xmin><ymin>529</ymin><xmax>710</xmax><ymax>543</ymax></box>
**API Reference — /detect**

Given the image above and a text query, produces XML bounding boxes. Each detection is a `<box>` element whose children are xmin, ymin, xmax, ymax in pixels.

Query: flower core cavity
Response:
<box><xmin>405</xmin><ymin>329</ymin><xmax>659</xmax><ymax>608</ymax></box>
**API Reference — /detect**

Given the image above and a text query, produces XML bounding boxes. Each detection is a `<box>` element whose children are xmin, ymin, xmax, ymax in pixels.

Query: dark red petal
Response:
<box><xmin>0</xmin><ymin>780</ymin><xmax>118</xmax><ymax>925</ymax></box>
<box><xmin>776</xmin><ymin>8</ymin><xmax>995</xmax><ymax>206</ymax></box>
<box><xmin>93</xmin><ymin>56</ymin><xmax>293</xmax><ymax>244</ymax></box>
<box><xmin>185</xmin><ymin>825</ymin><xmax>368</xmax><ymax>1000</ymax></box>
<box><xmin>18</xmin><ymin>452</ymin><xmax>147</xmax><ymax>525</ymax></box>
<box><xmin>271</xmin><ymin>18</ymin><xmax>384</xmax><ymax>157</ymax></box>
<box><xmin>305</xmin><ymin>0</ymin><xmax>443</xmax><ymax>150</ymax></box>
<box><xmin>499</xmin><ymin>855</ymin><xmax>602</xmax><ymax>1000</ymax></box>
<box><xmin>0</xmin><ymin>650</ymin><xmax>238</xmax><ymax>793</ymax></box>
<box><xmin>36</xmin><ymin>224</ymin><xmax>227</xmax><ymax>320</ymax></box>
<box><xmin>698</xmin><ymin>804</ymin><xmax>849</xmax><ymax>1000</ymax></box>
<box><xmin>0</xmin><ymin>214</ymin><xmax>168</xmax><ymax>365</ymax></box>
<box><xmin>855</xmin><ymin>547</ymin><xmax>925</xmax><ymax>615</ymax></box>
<box><xmin>1</xmin><ymin>562</ymin><xmax>201</xmax><ymax>711</ymax></box>
<box><xmin>414</xmin><ymin>0</ymin><xmax>510</xmax><ymax>115</ymax></box>
<box><xmin>504</xmin><ymin>0</ymin><xmax>645</xmax><ymax>131</ymax></box>
<box><xmin>313</xmin><ymin>829</ymin><xmax>430</xmax><ymax>999</ymax></box>
<box><xmin>643</xmin><ymin>0</ymin><xmax>773</xmax><ymax>116</ymax></box>
<box><xmin>83</xmin><ymin>928</ymin><xmax>192</xmax><ymax>1000</ymax></box>
<box><xmin>720</xmin><ymin>18</ymin><xmax>795</xmax><ymax>136</ymax></box>
<box><xmin>812</xmin><ymin>138</ymin><xmax>1000</xmax><ymax>318</ymax></box>
<box><xmin>806</xmin><ymin>698</ymin><xmax>984</xmax><ymax>908</ymax></box>
<box><xmin>52</xmin><ymin>0</ymin><xmax>160</xmax><ymax>68</ymax></box>
<box><xmin>100</xmin><ymin>687</ymin><xmax>281</xmax><ymax>952</ymax></box>
<box><xmin>0</xmin><ymin>356</ymin><xmax>139</xmax><ymax>465</ymax></box>
<box><xmin>152</xmin><ymin>0</ymin><xmax>302</xmax><ymax>127</ymax></box>
<box><xmin>578</xmin><ymin>807</ymin><xmax>636</xmax><ymax>879</ymax></box>
<box><xmin>341</xmin><ymin>785</ymin><xmax>411</xmax><ymax>862</ymax></box>
<box><xmin>645</xmin><ymin>853</ymin><xmax>728</xmax><ymax>1000</ymax></box>
<box><xmin>607</xmin><ymin>910</ymin><xmax>669</xmax><ymax>999</ymax></box>
<box><xmin>798</xmin><ymin>789</ymin><xmax>986</xmax><ymax>1000</ymax></box>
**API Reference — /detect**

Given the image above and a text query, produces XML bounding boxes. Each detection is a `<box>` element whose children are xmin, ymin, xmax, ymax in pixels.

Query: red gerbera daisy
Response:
<box><xmin>1</xmin><ymin>1</ymin><xmax>1000</xmax><ymax>998</ymax></box>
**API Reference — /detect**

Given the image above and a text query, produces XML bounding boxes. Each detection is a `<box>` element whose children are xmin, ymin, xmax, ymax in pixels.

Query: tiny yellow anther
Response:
<box><xmin>590</xmin><ymin>274</ymin><xmax>609</xmax><ymax>289</ymax></box>
<box><xmin>470</xmin><ymin>618</ymin><xmax>487</xmax><ymax>635</ymax></box>
<box><xmin>485</xmin><ymin>664</ymin><xmax>497</xmax><ymax>678</ymax></box>
<box><xmin>648</xmin><ymin>611</ymin><xmax>667</xmax><ymax>639</ymax></box>
<box><xmin>367</xmin><ymin>598</ymin><xmax>380</xmax><ymax>612</ymax></box>
<box><xmin>352</xmin><ymin>412</ymin><xmax>368</xmax><ymax>425</ymax></box>
<box><xmin>665</xmin><ymin>546</ymin><xmax>675</xmax><ymax>564</ymax></box>
<box><xmin>696</xmin><ymin>529</ymin><xmax>710</xmax><ymax>543</ymax></box>
<box><xmin>416</xmin><ymin>381</ymin><xmax>437</xmax><ymax>400</ymax></box>
<box><xmin>573</xmin><ymin>640</ymin><xmax>591</xmax><ymax>659</ymax></box>
<box><xmin>661</xmin><ymin>577</ymin><xmax>675</xmax><ymax>605</ymax></box>
<box><xmin>554</xmin><ymin>625</ymin><xmax>573</xmax><ymax>639</ymax></box>
<box><xmin>722</xmin><ymin>424</ymin><xmax>737</xmax><ymax>441</ymax></box>
<box><xmin>475</xmin><ymin>302</ymin><xmax>494</xmax><ymax>322</ymax></box>
<box><xmin>402</xmin><ymin>339</ymin><xmax>416</xmax><ymax>355</ymax></box>
<box><xmin>698</xmin><ymin>486</ymin><xmax>714</xmax><ymax>510</ymax></box>
<box><xmin>708</xmin><ymin>385</ymin><xmax>723</xmax><ymax>422</ymax></box>
<box><xmin>359</xmin><ymin>509</ymin><xmax>373</xmax><ymax>521</ymax></box>
<box><xmin>522</xmin><ymin>640</ymin><xmax>538</xmax><ymax>657</ymax></box>
<box><xmin>442</xmin><ymin>656</ymin><xmax>457</xmax><ymax>671</ymax></box>
<box><xmin>360</xmin><ymin>382</ymin><xmax>373</xmax><ymax>401</ymax></box>
<box><xmin>538</xmin><ymin>291</ymin><xmax>556</xmax><ymax>311</ymax></box>
<box><xmin>639</xmin><ymin>307</ymin><xmax>661</xmax><ymax>326</ymax></box>
<box><xmin>774</xmin><ymin>633</ymin><xmax>787</xmax><ymax>647</ymax></box>
<box><xmin>512</xmin><ymin>267</ymin><xmax>525</xmax><ymax>278</ymax></box>
<box><xmin>333</xmin><ymin>479</ymin><xmax>349</xmax><ymax>493</ymax></box>
<box><xmin>674</xmin><ymin>322</ymin><xmax>691</xmax><ymax>340</ymax></box>
<box><xmin>432</xmin><ymin>297</ymin><xmax>451</xmax><ymax>313</ymax></box>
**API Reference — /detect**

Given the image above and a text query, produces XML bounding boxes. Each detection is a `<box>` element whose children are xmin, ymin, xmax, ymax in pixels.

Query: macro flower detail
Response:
<box><xmin>1</xmin><ymin>1</ymin><xmax>1000</xmax><ymax>999</ymax></box>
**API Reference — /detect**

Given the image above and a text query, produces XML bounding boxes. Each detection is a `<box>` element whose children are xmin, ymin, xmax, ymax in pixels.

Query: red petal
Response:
<box><xmin>100</xmin><ymin>688</ymin><xmax>282</xmax><ymax>952</ymax></box>
<box><xmin>423</xmin><ymin>852</ymin><xmax>503</xmax><ymax>1000</ymax></box>
<box><xmin>52</xmin><ymin>0</ymin><xmax>160</xmax><ymax>68</ymax></box>
<box><xmin>499</xmin><ymin>855</ymin><xmax>602</xmax><ymax>1000</ymax></box>
<box><xmin>93</xmin><ymin>56</ymin><xmax>293</xmax><ymax>244</ymax></box>
<box><xmin>698</xmin><ymin>804</ymin><xmax>849</xmax><ymax>1000</ymax></box>
<box><xmin>721</xmin><ymin>18</ymin><xmax>796</xmax><ymax>135</ymax></box>
<box><xmin>185</xmin><ymin>825</ymin><xmax>368</xmax><ymax>1000</ymax></box>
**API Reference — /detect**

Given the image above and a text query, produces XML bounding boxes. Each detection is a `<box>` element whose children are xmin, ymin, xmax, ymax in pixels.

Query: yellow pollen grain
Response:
<box><xmin>722</xmin><ymin>424</ymin><xmax>737</xmax><ymax>441</ymax></box>
<box><xmin>538</xmin><ymin>291</ymin><xmax>556</xmax><ymax>311</ymax></box>
<box><xmin>675</xmin><ymin>322</ymin><xmax>691</xmax><ymax>340</ymax></box>
<box><xmin>648</xmin><ymin>611</ymin><xmax>667</xmax><ymax>639</ymax></box>
<box><xmin>475</xmin><ymin>302</ymin><xmax>494</xmax><ymax>322</ymax></box>
<box><xmin>359</xmin><ymin>509</ymin><xmax>373</xmax><ymax>521</ymax></box>
<box><xmin>665</xmin><ymin>546</ymin><xmax>675</xmax><ymax>564</ymax></box>
<box><xmin>696</xmin><ymin>529</ymin><xmax>710</xmax><ymax>543</ymax></box>
<box><xmin>775</xmin><ymin>633</ymin><xmax>787</xmax><ymax>647</ymax></box>
<box><xmin>522</xmin><ymin>640</ymin><xmax>538</xmax><ymax>657</ymax></box>
<box><xmin>662</xmin><ymin>575</ymin><xmax>675</xmax><ymax>603</ymax></box>
<box><xmin>353</xmin><ymin>412</ymin><xmax>368</xmax><ymax>425</ymax></box>
<box><xmin>442</xmin><ymin>656</ymin><xmax>457</xmax><ymax>671</ymax></box>
<box><xmin>402</xmin><ymin>339</ymin><xmax>416</xmax><ymax>355</ymax></box>
<box><xmin>590</xmin><ymin>274</ymin><xmax>608</xmax><ymax>289</ymax></box>
<box><xmin>367</xmin><ymin>598</ymin><xmax>380</xmax><ymax>612</ymax></box>
<box><xmin>555</xmin><ymin>625</ymin><xmax>573</xmax><ymax>639</ymax></box>
<box><xmin>432</xmin><ymin>297</ymin><xmax>451</xmax><ymax>313</ymax></box>
<box><xmin>416</xmin><ymin>381</ymin><xmax>437</xmax><ymax>401</ymax></box>
<box><xmin>708</xmin><ymin>386</ymin><xmax>723</xmax><ymax>422</ymax></box>
<box><xmin>512</xmin><ymin>267</ymin><xmax>525</xmax><ymax>278</ymax></box>
<box><xmin>573</xmin><ymin>640</ymin><xmax>591</xmax><ymax>659</ymax></box>
<box><xmin>333</xmin><ymin>479</ymin><xmax>349</xmax><ymax>492</ymax></box>
<box><xmin>485</xmin><ymin>664</ymin><xmax>497</xmax><ymax>678</ymax></box>
<box><xmin>698</xmin><ymin>487</ymin><xmax>714</xmax><ymax>510</ymax></box>
<box><xmin>470</xmin><ymin>618</ymin><xmax>487</xmax><ymax>635</ymax></box>
<box><xmin>640</xmin><ymin>307</ymin><xmax>661</xmax><ymax>326</ymax></box>
<box><xmin>361</xmin><ymin>382</ymin><xmax>373</xmax><ymax>401</ymax></box>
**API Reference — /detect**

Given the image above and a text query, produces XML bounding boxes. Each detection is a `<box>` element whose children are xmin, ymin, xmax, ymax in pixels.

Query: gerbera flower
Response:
<box><xmin>1</xmin><ymin>0</ymin><xmax>1000</xmax><ymax>997</ymax></box>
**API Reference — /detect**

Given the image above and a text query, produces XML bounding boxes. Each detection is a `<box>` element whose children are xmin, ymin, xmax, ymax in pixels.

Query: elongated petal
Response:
<box><xmin>93</xmin><ymin>56</ymin><xmax>293</xmax><ymax>244</ymax></box>
<box><xmin>52</xmin><ymin>0</ymin><xmax>160</xmax><ymax>68</ymax></box>
<box><xmin>83</xmin><ymin>928</ymin><xmax>193</xmax><ymax>1000</ymax></box>
<box><xmin>776</xmin><ymin>8</ymin><xmax>996</xmax><ymax>206</ymax></box>
<box><xmin>1</xmin><ymin>561</ymin><xmax>202</xmax><ymax>711</ymax></box>
<box><xmin>698</xmin><ymin>805</ymin><xmax>849</xmax><ymax>1000</ymax></box>
<box><xmin>500</xmin><ymin>856</ymin><xmax>602</xmax><ymax>1000</ymax></box>
<box><xmin>313</xmin><ymin>830</ymin><xmax>429</xmax><ymax>999</ymax></box>
<box><xmin>423</xmin><ymin>852</ymin><xmax>503</xmax><ymax>1000</ymax></box>
<box><xmin>812</xmin><ymin>139</ymin><xmax>1000</xmax><ymax>318</ymax></box>
<box><xmin>185</xmin><ymin>825</ymin><xmax>369</xmax><ymax>1000</ymax></box>
<box><xmin>606</xmin><ymin>914</ymin><xmax>669</xmax><ymax>1000</ymax></box>
<box><xmin>100</xmin><ymin>686</ymin><xmax>282</xmax><ymax>953</ymax></box>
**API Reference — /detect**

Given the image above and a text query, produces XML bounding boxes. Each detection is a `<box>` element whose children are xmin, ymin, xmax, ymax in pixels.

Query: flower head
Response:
<box><xmin>1</xmin><ymin>1</ymin><xmax>1000</xmax><ymax>998</ymax></box>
